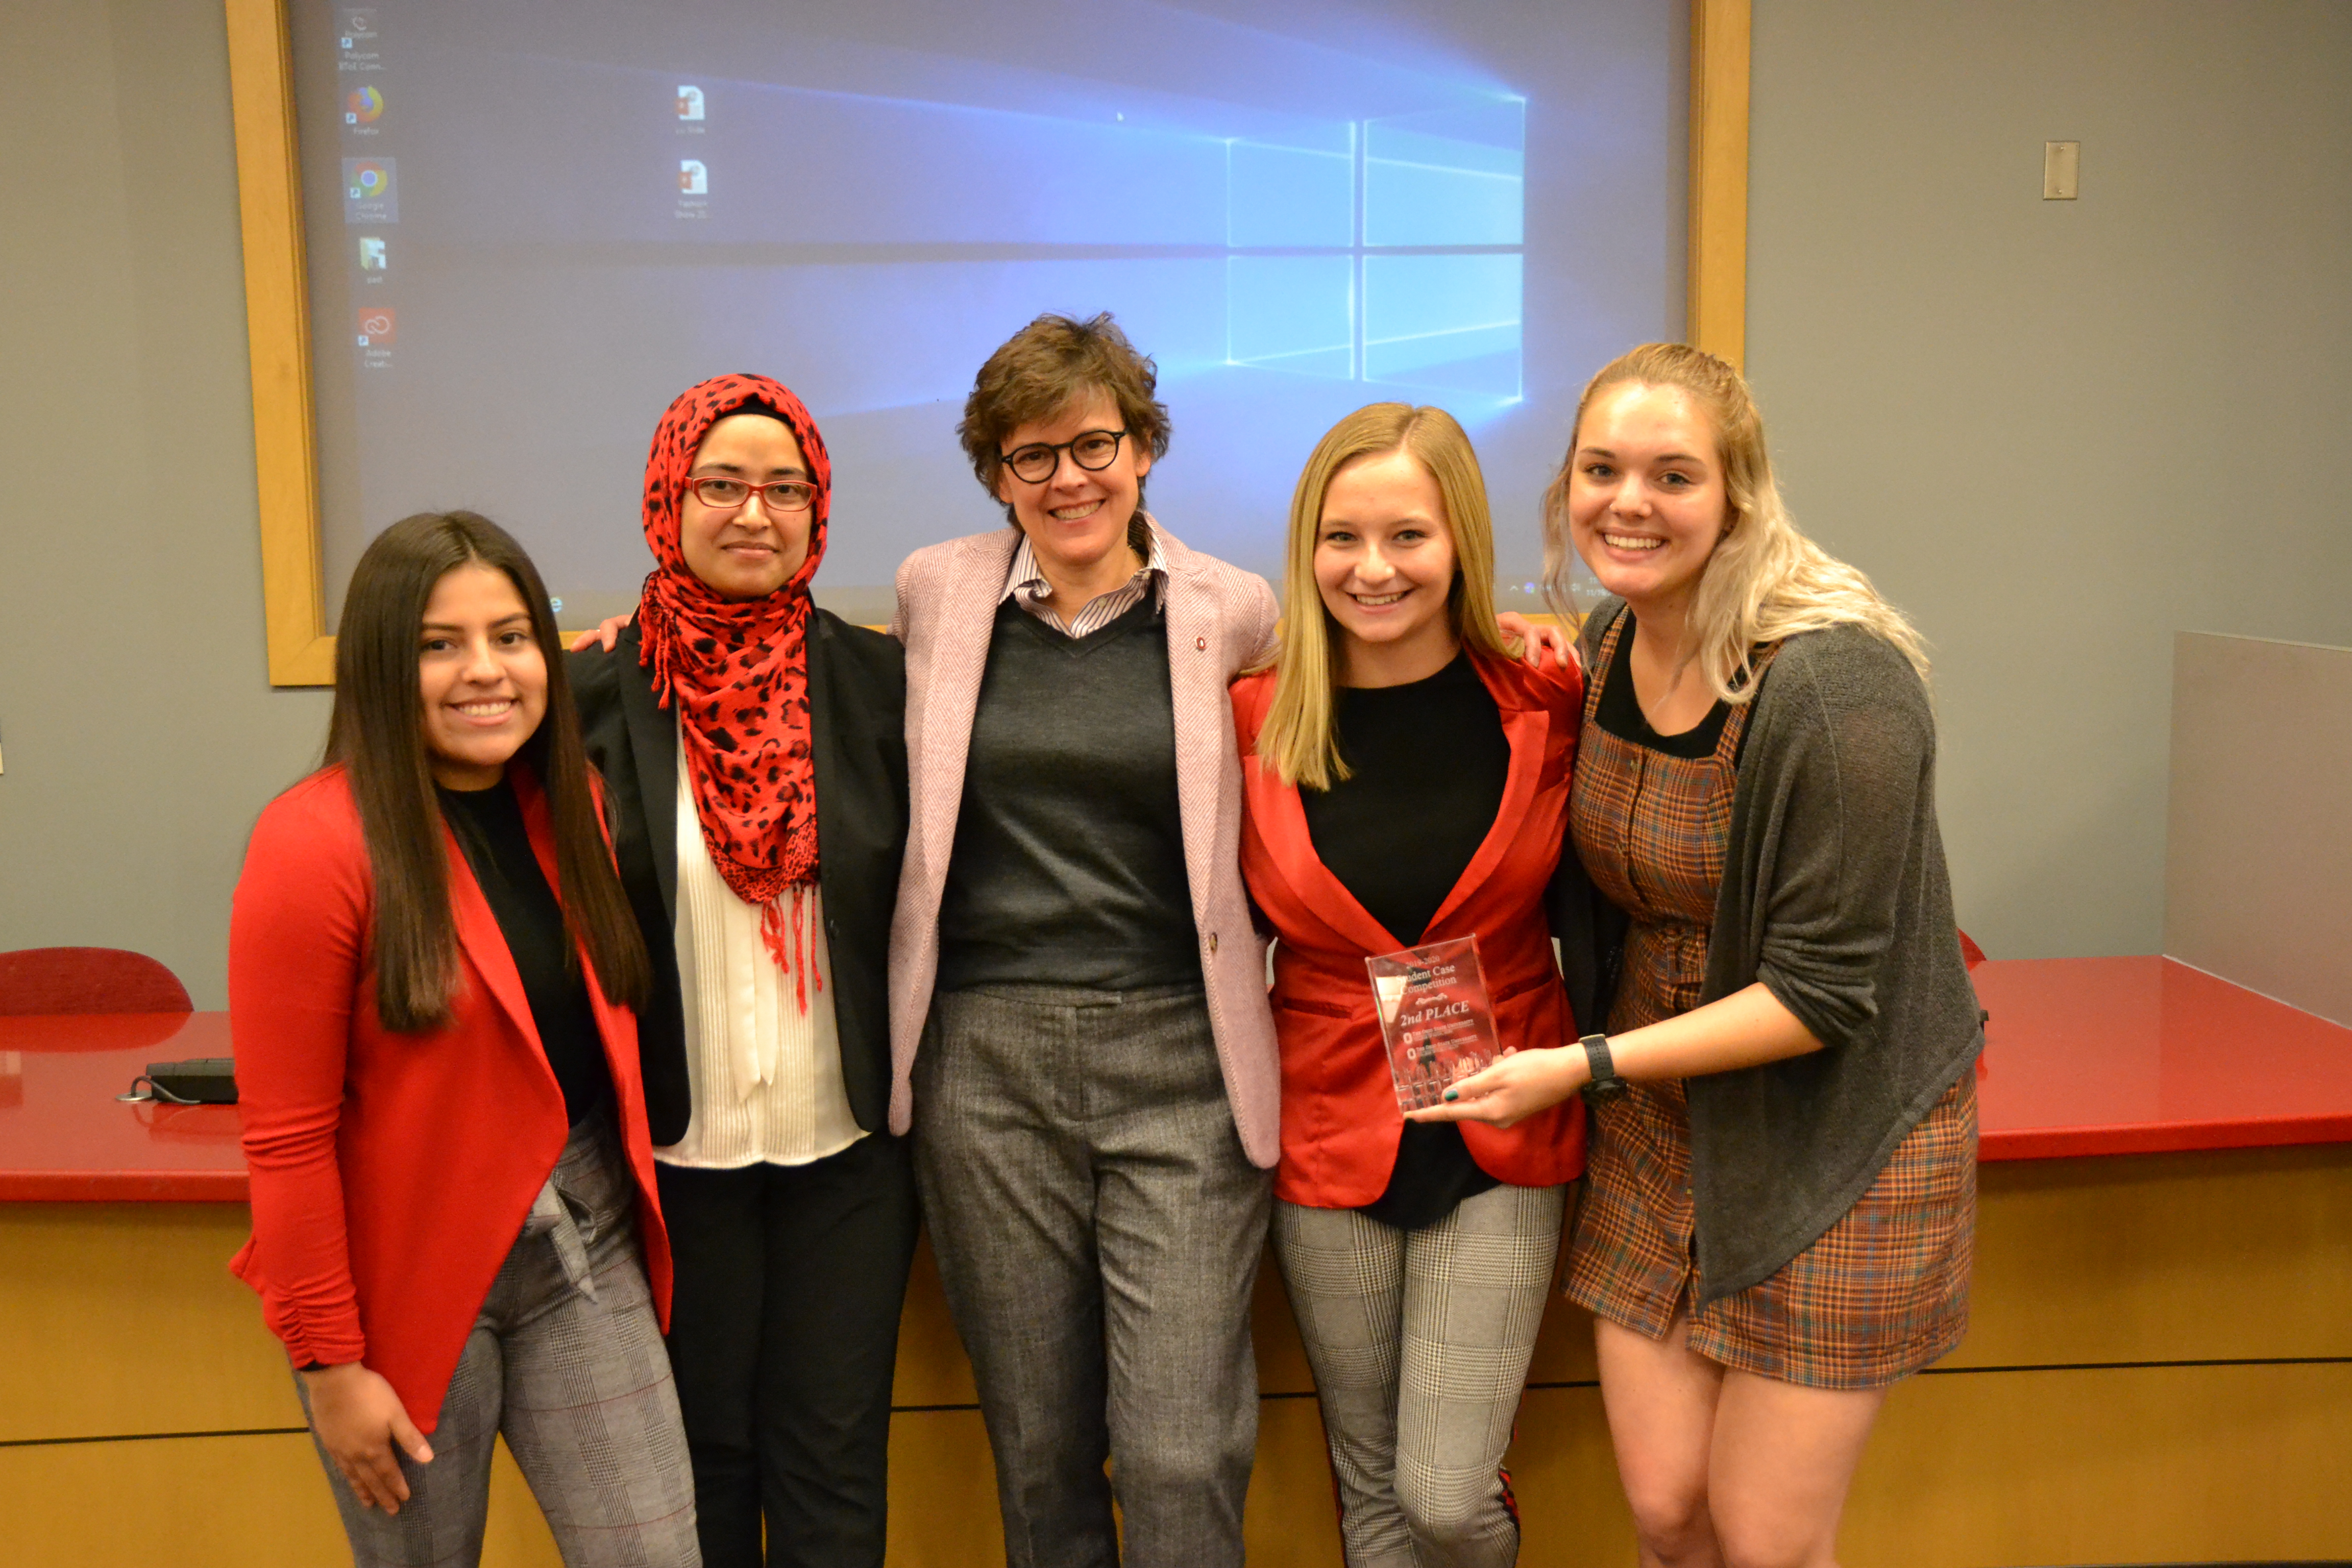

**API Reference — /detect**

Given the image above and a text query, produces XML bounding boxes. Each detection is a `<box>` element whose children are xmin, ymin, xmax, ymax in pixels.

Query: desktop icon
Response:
<box><xmin>346</xmin><ymin>86</ymin><xmax>384</xmax><ymax>125</ymax></box>
<box><xmin>356</xmin><ymin>306</ymin><xmax>396</xmax><ymax>347</ymax></box>
<box><xmin>677</xmin><ymin>85</ymin><xmax>705</xmax><ymax>121</ymax></box>
<box><xmin>342</xmin><ymin>158</ymin><xmax>397</xmax><ymax>222</ymax></box>
<box><xmin>339</xmin><ymin>8</ymin><xmax>379</xmax><ymax>64</ymax></box>
<box><xmin>679</xmin><ymin>159</ymin><xmax>708</xmax><ymax>195</ymax></box>
<box><xmin>358</xmin><ymin>237</ymin><xmax>387</xmax><ymax>271</ymax></box>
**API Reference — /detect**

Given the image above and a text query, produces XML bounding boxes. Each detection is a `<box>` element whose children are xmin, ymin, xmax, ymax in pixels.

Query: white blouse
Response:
<box><xmin>656</xmin><ymin>737</ymin><xmax>864</xmax><ymax>1169</ymax></box>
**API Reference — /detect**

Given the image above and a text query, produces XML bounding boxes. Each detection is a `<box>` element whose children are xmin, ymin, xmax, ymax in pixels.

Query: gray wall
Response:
<box><xmin>1746</xmin><ymin>0</ymin><xmax>2352</xmax><ymax>959</ymax></box>
<box><xmin>5</xmin><ymin>0</ymin><xmax>2350</xmax><ymax>1003</ymax></box>
<box><xmin>0</xmin><ymin>0</ymin><xmax>331</xmax><ymax>1008</ymax></box>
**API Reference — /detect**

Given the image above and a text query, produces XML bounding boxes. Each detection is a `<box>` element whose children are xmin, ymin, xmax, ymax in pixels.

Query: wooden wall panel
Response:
<box><xmin>1957</xmin><ymin>1144</ymin><xmax>2352</xmax><ymax>1368</ymax></box>
<box><xmin>1501</xmin><ymin>1385</ymin><xmax>1643</xmax><ymax>1562</ymax></box>
<box><xmin>7</xmin><ymin>1139</ymin><xmax>2349</xmax><ymax>1562</ymax></box>
<box><xmin>0</xmin><ymin>1203</ymin><xmax>295</xmax><ymax>1443</ymax></box>
<box><xmin>888</xmin><ymin>1235</ymin><xmax>978</xmax><ymax>1409</ymax></box>
<box><xmin>0</xmin><ymin>1431</ymin><xmax>558</xmax><ymax>1568</ymax></box>
<box><xmin>1850</xmin><ymin>1362</ymin><xmax>2352</xmax><ymax>1564</ymax></box>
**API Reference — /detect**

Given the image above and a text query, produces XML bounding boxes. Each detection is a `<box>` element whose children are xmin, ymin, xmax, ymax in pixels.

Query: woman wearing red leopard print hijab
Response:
<box><xmin>635</xmin><ymin>375</ymin><xmax>828</xmax><ymax>994</ymax></box>
<box><xmin>570</xmin><ymin>374</ymin><xmax>917</xmax><ymax>1568</ymax></box>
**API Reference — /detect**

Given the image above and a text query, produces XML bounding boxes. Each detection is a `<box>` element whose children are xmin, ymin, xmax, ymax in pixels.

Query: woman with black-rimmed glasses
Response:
<box><xmin>568</xmin><ymin>374</ymin><xmax>916</xmax><ymax>1568</ymax></box>
<box><xmin>885</xmin><ymin>312</ymin><xmax>1284</xmax><ymax>1568</ymax></box>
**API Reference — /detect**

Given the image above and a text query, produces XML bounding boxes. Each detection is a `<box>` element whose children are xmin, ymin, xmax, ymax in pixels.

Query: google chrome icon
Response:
<box><xmin>347</xmin><ymin>86</ymin><xmax>384</xmax><ymax>124</ymax></box>
<box><xmin>349</xmin><ymin>162</ymin><xmax>389</xmax><ymax>200</ymax></box>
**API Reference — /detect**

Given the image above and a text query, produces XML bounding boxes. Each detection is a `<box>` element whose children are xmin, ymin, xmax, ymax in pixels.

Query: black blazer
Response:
<box><xmin>569</xmin><ymin>611</ymin><xmax>910</xmax><ymax>1146</ymax></box>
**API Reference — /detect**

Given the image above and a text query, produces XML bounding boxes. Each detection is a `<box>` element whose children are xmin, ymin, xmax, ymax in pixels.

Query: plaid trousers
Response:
<box><xmin>914</xmin><ymin>983</ymin><xmax>1271</xmax><ymax>1568</ymax></box>
<box><xmin>1274</xmin><ymin>1182</ymin><xmax>1566</xmax><ymax>1568</ymax></box>
<box><xmin>299</xmin><ymin>1113</ymin><xmax>699</xmax><ymax>1566</ymax></box>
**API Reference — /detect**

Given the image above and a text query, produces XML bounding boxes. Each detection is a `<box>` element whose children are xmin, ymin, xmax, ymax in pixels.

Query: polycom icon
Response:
<box><xmin>356</xmin><ymin>306</ymin><xmax>397</xmax><ymax>347</ymax></box>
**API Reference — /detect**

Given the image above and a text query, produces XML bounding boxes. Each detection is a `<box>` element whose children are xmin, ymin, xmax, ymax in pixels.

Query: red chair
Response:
<box><xmin>0</xmin><ymin>947</ymin><xmax>192</xmax><ymax>1016</ymax></box>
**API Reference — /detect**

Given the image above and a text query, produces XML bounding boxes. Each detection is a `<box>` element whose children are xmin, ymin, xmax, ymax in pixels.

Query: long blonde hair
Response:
<box><xmin>1258</xmin><ymin>404</ymin><xmax>1509</xmax><ymax>790</ymax></box>
<box><xmin>1541</xmin><ymin>343</ymin><xmax>1929</xmax><ymax>702</ymax></box>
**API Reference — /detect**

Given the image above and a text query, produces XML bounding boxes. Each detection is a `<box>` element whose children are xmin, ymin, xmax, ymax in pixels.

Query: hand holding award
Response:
<box><xmin>1366</xmin><ymin>936</ymin><xmax>1504</xmax><ymax>1113</ymax></box>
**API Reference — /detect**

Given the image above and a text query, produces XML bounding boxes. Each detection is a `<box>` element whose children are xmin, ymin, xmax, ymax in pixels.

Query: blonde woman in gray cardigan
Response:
<box><xmin>1416</xmin><ymin>344</ymin><xmax>1980</xmax><ymax>1568</ymax></box>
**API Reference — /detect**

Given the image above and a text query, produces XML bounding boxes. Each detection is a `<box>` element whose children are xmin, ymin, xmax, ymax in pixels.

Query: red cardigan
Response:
<box><xmin>1234</xmin><ymin>653</ymin><xmax>1588</xmax><ymax>1208</ymax></box>
<box><xmin>228</xmin><ymin>766</ymin><xmax>672</xmax><ymax>1432</ymax></box>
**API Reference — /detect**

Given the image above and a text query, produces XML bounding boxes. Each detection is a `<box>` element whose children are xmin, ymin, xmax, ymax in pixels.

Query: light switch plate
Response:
<box><xmin>2044</xmin><ymin>140</ymin><xmax>2080</xmax><ymax>200</ymax></box>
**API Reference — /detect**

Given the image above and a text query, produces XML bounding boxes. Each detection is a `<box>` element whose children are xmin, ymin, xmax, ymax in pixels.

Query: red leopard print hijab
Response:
<box><xmin>635</xmin><ymin>374</ymin><xmax>830</xmax><ymax>1001</ymax></box>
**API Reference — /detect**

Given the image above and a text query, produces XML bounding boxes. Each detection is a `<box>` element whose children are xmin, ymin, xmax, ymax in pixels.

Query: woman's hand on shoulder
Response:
<box><xmin>568</xmin><ymin>612</ymin><xmax>632</xmax><ymax>654</ymax></box>
<box><xmin>1496</xmin><ymin>612</ymin><xmax>1579</xmax><ymax>672</ymax></box>
<box><xmin>301</xmin><ymin>1362</ymin><xmax>432</xmax><ymax>1512</ymax></box>
<box><xmin>1406</xmin><ymin>1044</ymin><xmax>1587</xmax><ymax>1129</ymax></box>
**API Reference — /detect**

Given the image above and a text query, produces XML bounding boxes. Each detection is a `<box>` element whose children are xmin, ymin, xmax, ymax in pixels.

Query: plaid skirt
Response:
<box><xmin>1563</xmin><ymin>1068</ymin><xmax>1976</xmax><ymax>1389</ymax></box>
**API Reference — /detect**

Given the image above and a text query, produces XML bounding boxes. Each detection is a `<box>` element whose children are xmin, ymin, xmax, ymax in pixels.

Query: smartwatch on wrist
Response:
<box><xmin>1579</xmin><ymin>1033</ymin><xmax>1628</xmax><ymax>1105</ymax></box>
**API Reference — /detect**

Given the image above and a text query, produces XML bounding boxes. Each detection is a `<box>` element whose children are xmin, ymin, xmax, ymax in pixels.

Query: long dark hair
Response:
<box><xmin>327</xmin><ymin>511</ymin><xmax>649</xmax><ymax>1031</ymax></box>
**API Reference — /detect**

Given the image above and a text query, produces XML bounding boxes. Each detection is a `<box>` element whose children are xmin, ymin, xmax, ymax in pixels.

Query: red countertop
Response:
<box><xmin>1974</xmin><ymin>955</ymin><xmax>2352</xmax><ymax>1160</ymax></box>
<box><xmin>0</xmin><ymin>1011</ymin><xmax>247</xmax><ymax>1200</ymax></box>
<box><xmin>3</xmin><ymin>957</ymin><xmax>2348</xmax><ymax>1198</ymax></box>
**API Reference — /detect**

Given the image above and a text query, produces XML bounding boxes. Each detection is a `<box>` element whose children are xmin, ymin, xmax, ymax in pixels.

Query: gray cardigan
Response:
<box><xmin>1557</xmin><ymin>599</ymin><xmax>1982</xmax><ymax>1304</ymax></box>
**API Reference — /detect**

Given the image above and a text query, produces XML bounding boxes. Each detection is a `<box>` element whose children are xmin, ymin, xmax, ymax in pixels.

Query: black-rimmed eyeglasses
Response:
<box><xmin>685</xmin><ymin>475</ymin><xmax>818</xmax><ymax>512</ymax></box>
<box><xmin>999</xmin><ymin>429</ymin><xmax>1129</xmax><ymax>485</ymax></box>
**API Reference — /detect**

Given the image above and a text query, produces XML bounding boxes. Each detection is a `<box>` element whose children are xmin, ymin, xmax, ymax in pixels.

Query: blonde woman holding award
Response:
<box><xmin>1231</xmin><ymin>404</ymin><xmax>1586</xmax><ymax>1567</ymax></box>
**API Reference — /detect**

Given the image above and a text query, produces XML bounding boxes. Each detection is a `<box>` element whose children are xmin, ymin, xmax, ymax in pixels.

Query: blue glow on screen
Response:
<box><xmin>1223</xmin><ymin>100</ymin><xmax>1526</xmax><ymax>401</ymax></box>
<box><xmin>293</xmin><ymin>0</ymin><xmax>1679</xmax><ymax>623</ymax></box>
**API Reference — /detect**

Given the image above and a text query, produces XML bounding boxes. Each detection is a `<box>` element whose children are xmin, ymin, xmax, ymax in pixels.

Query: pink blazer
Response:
<box><xmin>887</xmin><ymin>520</ymin><xmax>1284</xmax><ymax>1169</ymax></box>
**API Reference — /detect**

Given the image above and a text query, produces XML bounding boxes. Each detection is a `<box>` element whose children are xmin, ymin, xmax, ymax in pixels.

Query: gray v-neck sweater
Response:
<box><xmin>934</xmin><ymin>596</ymin><xmax>1203</xmax><ymax>993</ymax></box>
<box><xmin>1561</xmin><ymin>598</ymin><xmax>1983</xmax><ymax>1304</ymax></box>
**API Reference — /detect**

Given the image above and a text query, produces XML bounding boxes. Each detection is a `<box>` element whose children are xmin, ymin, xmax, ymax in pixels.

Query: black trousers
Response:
<box><xmin>656</xmin><ymin>1132</ymin><xmax>920</xmax><ymax>1568</ymax></box>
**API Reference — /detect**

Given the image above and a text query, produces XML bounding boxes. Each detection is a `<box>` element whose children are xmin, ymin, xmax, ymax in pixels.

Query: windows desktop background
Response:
<box><xmin>298</xmin><ymin>0</ymin><xmax>1683</xmax><ymax>626</ymax></box>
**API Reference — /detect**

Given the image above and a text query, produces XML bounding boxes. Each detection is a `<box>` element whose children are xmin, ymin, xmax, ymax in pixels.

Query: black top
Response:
<box><xmin>436</xmin><ymin>778</ymin><xmax>611</xmax><ymax>1125</ymax></box>
<box><xmin>1300</xmin><ymin>653</ymin><xmax>1508</xmax><ymax>1229</ymax></box>
<box><xmin>567</xmin><ymin>610</ymin><xmax>910</xmax><ymax>1146</ymax></box>
<box><xmin>1593</xmin><ymin>609</ymin><xmax>1730</xmax><ymax>759</ymax></box>
<box><xmin>938</xmin><ymin>596</ymin><xmax>1204</xmax><ymax>993</ymax></box>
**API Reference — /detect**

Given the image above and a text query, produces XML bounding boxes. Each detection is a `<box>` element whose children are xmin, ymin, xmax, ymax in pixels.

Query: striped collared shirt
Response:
<box><xmin>1001</xmin><ymin>513</ymin><xmax>1169</xmax><ymax>638</ymax></box>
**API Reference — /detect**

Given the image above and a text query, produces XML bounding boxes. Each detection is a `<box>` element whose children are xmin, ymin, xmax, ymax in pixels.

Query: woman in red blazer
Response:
<box><xmin>1234</xmin><ymin>405</ymin><xmax>1584</xmax><ymax>1568</ymax></box>
<box><xmin>230</xmin><ymin>512</ymin><xmax>698</xmax><ymax>1566</ymax></box>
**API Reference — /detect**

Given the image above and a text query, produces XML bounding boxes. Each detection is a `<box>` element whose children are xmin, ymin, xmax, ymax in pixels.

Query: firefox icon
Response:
<box><xmin>346</xmin><ymin>86</ymin><xmax>384</xmax><ymax>125</ymax></box>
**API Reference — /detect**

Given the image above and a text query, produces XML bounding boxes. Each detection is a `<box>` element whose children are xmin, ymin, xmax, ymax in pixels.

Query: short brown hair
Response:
<box><xmin>958</xmin><ymin>313</ymin><xmax>1171</xmax><ymax>510</ymax></box>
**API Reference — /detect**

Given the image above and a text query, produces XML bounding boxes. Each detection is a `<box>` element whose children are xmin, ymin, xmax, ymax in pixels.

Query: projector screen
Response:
<box><xmin>286</xmin><ymin>0</ymin><xmax>1685</xmax><ymax>630</ymax></box>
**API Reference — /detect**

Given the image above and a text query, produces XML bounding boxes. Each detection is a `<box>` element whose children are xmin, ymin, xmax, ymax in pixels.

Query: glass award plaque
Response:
<box><xmin>1366</xmin><ymin>936</ymin><xmax>1502</xmax><ymax>1112</ymax></box>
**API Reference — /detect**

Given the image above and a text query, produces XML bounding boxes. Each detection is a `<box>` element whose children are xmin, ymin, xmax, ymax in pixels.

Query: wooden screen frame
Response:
<box><xmin>227</xmin><ymin>0</ymin><xmax>1752</xmax><ymax>685</ymax></box>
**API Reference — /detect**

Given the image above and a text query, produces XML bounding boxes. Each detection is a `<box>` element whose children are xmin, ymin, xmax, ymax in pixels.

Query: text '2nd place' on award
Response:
<box><xmin>1367</xmin><ymin>936</ymin><xmax>1502</xmax><ymax>1113</ymax></box>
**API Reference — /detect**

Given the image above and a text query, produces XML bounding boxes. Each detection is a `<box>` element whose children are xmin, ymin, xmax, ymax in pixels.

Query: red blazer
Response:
<box><xmin>228</xmin><ymin>766</ymin><xmax>672</xmax><ymax>1432</ymax></box>
<box><xmin>1234</xmin><ymin>653</ymin><xmax>1588</xmax><ymax>1208</ymax></box>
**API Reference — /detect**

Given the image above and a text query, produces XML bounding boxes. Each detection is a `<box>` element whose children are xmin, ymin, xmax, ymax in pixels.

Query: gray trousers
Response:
<box><xmin>913</xmin><ymin>984</ymin><xmax>1272</xmax><ymax>1568</ymax></box>
<box><xmin>301</xmin><ymin>1114</ymin><xmax>701</xmax><ymax>1567</ymax></box>
<box><xmin>1273</xmin><ymin>1182</ymin><xmax>1567</xmax><ymax>1568</ymax></box>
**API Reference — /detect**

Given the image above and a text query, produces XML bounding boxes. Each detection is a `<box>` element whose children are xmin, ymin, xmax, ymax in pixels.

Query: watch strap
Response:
<box><xmin>1579</xmin><ymin>1032</ymin><xmax>1627</xmax><ymax>1103</ymax></box>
